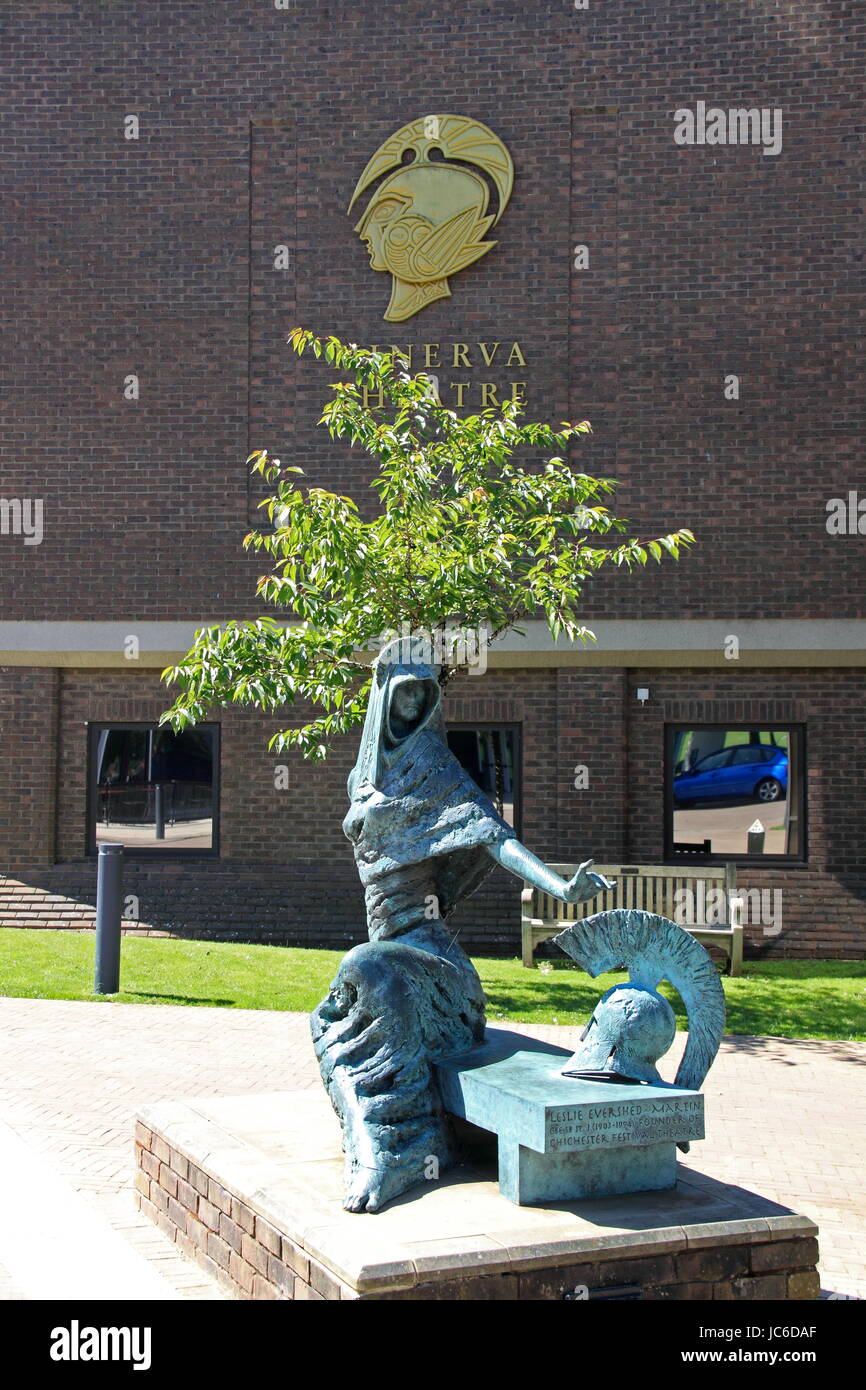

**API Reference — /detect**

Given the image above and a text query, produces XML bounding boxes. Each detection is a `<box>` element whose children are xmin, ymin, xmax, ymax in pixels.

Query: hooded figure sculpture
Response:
<box><xmin>311</xmin><ymin>653</ymin><xmax>612</xmax><ymax>1213</ymax></box>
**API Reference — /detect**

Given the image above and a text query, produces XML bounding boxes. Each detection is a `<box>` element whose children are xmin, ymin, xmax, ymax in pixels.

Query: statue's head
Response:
<box><xmin>348</xmin><ymin>115</ymin><xmax>514</xmax><ymax>322</ymax></box>
<box><xmin>349</xmin><ymin>651</ymin><xmax>445</xmax><ymax>795</ymax></box>
<box><xmin>562</xmin><ymin>984</ymin><xmax>677</xmax><ymax>1085</ymax></box>
<box><xmin>384</xmin><ymin>669</ymin><xmax>439</xmax><ymax>744</ymax></box>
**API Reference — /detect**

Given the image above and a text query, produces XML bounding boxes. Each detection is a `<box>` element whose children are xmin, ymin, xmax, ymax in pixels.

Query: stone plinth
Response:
<box><xmin>135</xmin><ymin>1088</ymin><xmax>820</xmax><ymax>1301</ymax></box>
<box><xmin>435</xmin><ymin>1031</ymin><xmax>704</xmax><ymax>1203</ymax></box>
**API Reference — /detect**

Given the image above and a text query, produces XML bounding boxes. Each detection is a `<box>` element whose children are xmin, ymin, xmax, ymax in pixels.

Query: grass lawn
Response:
<box><xmin>1</xmin><ymin>929</ymin><xmax>864</xmax><ymax>1041</ymax></box>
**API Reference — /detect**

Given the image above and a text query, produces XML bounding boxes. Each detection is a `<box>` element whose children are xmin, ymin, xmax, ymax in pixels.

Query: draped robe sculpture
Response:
<box><xmin>311</xmin><ymin>656</ymin><xmax>611</xmax><ymax>1212</ymax></box>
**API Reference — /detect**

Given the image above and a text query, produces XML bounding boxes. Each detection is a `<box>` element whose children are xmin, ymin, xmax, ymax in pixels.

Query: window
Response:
<box><xmin>446</xmin><ymin>724</ymin><xmax>521</xmax><ymax>833</ymax></box>
<box><xmin>665</xmin><ymin>725</ymin><xmax>805</xmax><ymax>862</ymax></box>
<box><xmin>87</xmin><ymin>723</ymin><xmax>219</xmax><ymax>855</ymax></box>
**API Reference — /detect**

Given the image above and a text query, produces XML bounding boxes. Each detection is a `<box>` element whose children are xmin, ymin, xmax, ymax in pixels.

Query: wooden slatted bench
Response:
<box><xmin>521</xmin><ymin>862</ymin><xmax>743</xmax><ymax>976</ymax></box>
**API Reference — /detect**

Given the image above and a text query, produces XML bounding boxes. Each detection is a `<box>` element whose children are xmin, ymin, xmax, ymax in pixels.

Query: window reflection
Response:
<box><xmin>669</xmin><ymin>728</ymin><xmax>801</xmax><ymax>857</ymax></box>
<box><xmin>92</xmin><ymin>725</ymin><xmax>217</xmax><ymax>852</ymax></box>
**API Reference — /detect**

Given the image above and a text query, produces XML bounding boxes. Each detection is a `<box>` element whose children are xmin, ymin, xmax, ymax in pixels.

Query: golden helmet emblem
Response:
<box><xmin>348</xmin><ymin>115</ymin><xmax>514</xmax><ymax>322</ymax></box>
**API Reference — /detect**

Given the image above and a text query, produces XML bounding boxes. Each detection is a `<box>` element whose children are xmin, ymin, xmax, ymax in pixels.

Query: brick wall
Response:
<box><xmin>0</xmin><ymin>668</ymin><xmax>59</xmax><ymax>867</ymax></box>
<box><xmin>1</xmin><ymin>1</ymin><xmax>862</xmax><ymax>620</ymax></box>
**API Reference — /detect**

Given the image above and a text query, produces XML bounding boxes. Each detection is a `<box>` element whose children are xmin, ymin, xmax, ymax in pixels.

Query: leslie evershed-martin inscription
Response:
<box><xmin>546</xmin><ymin>1095</ymin><xmax>704</xmax><ymax>1151</ymax></box>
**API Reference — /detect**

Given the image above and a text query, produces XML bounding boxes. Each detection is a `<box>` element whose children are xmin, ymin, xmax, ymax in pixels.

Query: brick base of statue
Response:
<box><xmin>135</xmin><ymin>1071</ymin><xmax>819</xmax><ymax>1302</ymax></box>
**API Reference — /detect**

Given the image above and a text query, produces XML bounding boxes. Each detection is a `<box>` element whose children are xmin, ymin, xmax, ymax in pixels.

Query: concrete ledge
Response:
<box><xmin>135</xmin><ymin>1089</ymin><xmax>820</xmax><ymax>1301</ymax></box>
<box><xmin>1</xmin><ymin>618</ymin><xmax>865</xmax><ymax>667</ymax></box>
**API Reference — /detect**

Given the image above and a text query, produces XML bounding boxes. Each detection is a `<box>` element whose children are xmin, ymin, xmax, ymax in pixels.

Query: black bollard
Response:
<box><xmin>154</xmin><ymin>783</ymin><xmax>165</xmax><ymax>840</ymax></box>
<box><xmin>95</xmin><ymin>842</ymin><xmax>124</xmax><ymax>994</ymax></box>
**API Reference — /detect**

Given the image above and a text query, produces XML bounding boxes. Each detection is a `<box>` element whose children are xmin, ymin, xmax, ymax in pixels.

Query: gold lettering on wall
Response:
<box><xmin>353</xmin><ymin>342</ymin><xmax>533</xmax><ymax>410</ymax></box>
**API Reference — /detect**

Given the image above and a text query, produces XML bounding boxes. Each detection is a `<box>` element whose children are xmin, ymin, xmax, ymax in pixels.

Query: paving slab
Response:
<box><xmin>0</xmin><ymin>1117</ymin><xmax>178</xmax><ymax>1300</ymax></box>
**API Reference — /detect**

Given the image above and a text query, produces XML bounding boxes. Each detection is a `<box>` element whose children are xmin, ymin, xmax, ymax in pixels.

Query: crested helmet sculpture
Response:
<box><xmin>555</xmin><ymin>909</ymin><xmax>726</xmax><ymax>1093</ymax></box>
<box><xmin>348</xmin><ymin>114</ymin><xmax>514</xmax><ymax>322</ymax></box>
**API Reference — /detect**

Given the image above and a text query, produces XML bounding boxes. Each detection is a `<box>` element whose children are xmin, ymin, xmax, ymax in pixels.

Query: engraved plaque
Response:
<box><xmin>545</xmin><ymin>1094</ymin><xmax>704</xmax><ymax>1153</ymax></box>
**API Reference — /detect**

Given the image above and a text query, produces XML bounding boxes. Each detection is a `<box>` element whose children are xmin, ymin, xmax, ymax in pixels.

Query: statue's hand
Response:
<box><xmin>563</xmin><ymin>860</ymin><xmax>616</xmax><ymax>905</ymax></box>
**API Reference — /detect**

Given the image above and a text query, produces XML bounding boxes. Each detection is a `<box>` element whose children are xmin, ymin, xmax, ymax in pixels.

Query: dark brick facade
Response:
<box><xmin>2</xmin><ymin>2</ymin><xmax>864</xmax><ymax>957</ymax></box>
<box><xmin>3</xmin><ymin>1</ymin><xmax>863</xmax><ymax>616</ymax></box>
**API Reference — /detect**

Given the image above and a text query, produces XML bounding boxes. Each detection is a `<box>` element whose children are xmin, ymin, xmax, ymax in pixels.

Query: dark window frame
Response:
<box><xmin>446</xmin><ymin>721</ymin><xmax>523</xmax><ymax>839</ymax></box>
<box><xmin>663</xmin><ymin>722</ymin><xmax>807</xmax><ymax>866</ymax></box>
<box><xmin>86</xmin><ymin>721</ymin><xmax>221</xmax><ymax>859</ymax></box>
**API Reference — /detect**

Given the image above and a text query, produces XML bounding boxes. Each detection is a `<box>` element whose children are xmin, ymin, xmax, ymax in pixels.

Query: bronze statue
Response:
<box><xmin>311</xmin><ymin>653</ymin><xmax>611</xmax><ymax>1212</ymax></box>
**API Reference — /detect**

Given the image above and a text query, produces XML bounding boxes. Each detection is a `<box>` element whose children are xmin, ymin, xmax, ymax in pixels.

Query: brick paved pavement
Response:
<box><xmin>0</xmin><ymin>997</ymin><xmax>862</xmax><ymax>1299</ymax></box>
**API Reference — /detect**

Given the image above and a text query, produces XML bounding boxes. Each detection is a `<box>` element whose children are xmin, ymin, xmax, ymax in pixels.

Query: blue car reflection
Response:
<box><xmin>673</xmin><ymin>744</ymin><xmax>788</xmax><ymax>807</ymax></box>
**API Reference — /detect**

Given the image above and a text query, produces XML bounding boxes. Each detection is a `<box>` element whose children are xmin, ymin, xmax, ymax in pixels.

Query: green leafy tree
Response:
<box><xmin>161</xmin><ymin>328</ymin><xmax>694</xmax><ymax>759</ymax></box>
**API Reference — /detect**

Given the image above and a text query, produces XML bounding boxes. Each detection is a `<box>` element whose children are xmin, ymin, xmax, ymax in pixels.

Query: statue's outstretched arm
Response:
<box><xmin>486</xmin><ymin>837</ymin><xmax>615</xmax><ymax>905</ymax></box>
